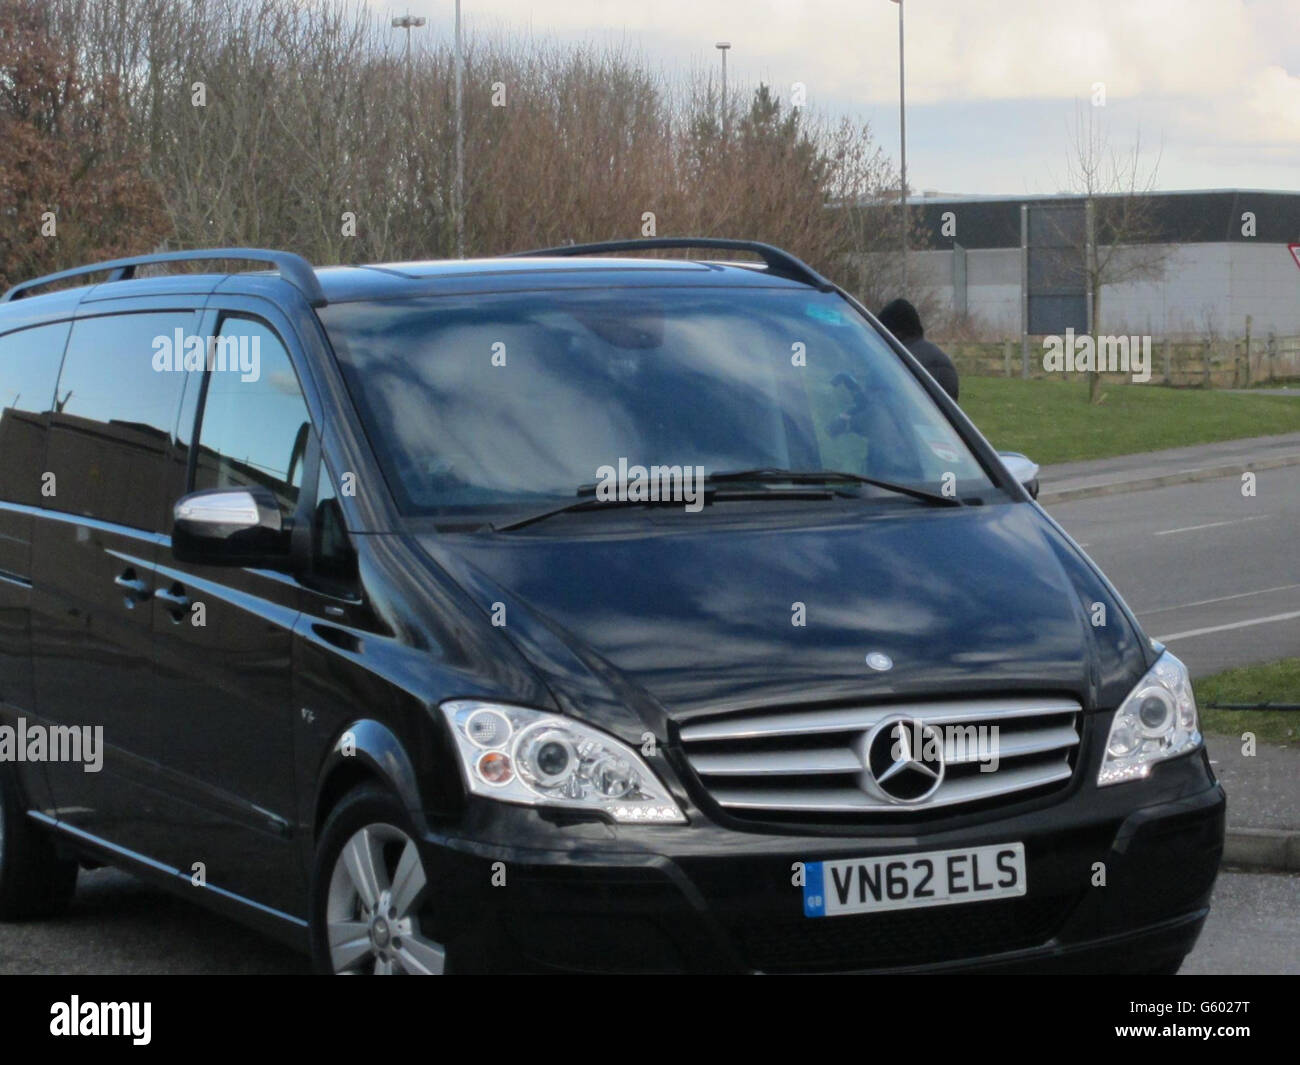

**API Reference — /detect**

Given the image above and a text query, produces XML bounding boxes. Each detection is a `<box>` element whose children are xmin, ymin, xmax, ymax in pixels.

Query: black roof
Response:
<box><xmin>313</xmin><ymin>256</ymin><xmax>810</xmax><ymax>303</ymax></box>
<box><xmin>881</xmin><ymin>190</ymin><xmax>1300</xmax><ymax>250</ymax></box>
<box><xmin>0</xmin><ymin>240</ymin><xmax>827</xmax><ymax>320</ymax></box>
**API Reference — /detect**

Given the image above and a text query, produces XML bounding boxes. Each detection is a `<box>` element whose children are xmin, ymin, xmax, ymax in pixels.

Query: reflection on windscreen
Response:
<box><xmin>321</xmin><ymin>288</ymin><xmax>990</xmax><ymax>516</ymax></box>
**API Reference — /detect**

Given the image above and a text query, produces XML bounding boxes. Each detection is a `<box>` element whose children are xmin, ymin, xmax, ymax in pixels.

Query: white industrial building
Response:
<box><xmin>902</xmin><ymin>190</ymin><xmax>1300</xmax><ymax>339</ymax></box>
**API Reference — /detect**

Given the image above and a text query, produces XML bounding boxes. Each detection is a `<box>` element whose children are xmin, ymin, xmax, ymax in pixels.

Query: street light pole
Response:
<box><xmin>393</xmin><ymin>9</ymin><xmax>462</xmax><ymax>259</ymax></box>
<box><xmin>715</xmin><ymin>42</ymin><xmax>731</xmax><ymax>139</ymax></box>
<box><xmin>454</xmin><ymin>0</ymin><xmax>465</xmax><ymax>258</ymax></box>
<box><xmin>893</xmin><ymin>0</ymin><xmax>908</xmax><ymax>289</ymax></box>
<box><xmin>392</xmin><ymin>14</ymin><xmax>426</xmax><ymax>223</ymax></box>
<box><xmin>392</xmin><ymin>13</ymin><xmax>426</xmax><ymax>81</ymax></box>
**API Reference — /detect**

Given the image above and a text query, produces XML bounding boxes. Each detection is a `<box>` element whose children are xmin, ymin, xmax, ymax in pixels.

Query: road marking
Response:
<box><xmin>1153</xmin><ymin>515</ymin><xmax>1267</xmax><ymax>536</ymax></box>
<box><xmin>1140</xmin><ymin>583</ymin><xmax>1300</xmax><ymax>615</ymax></box>
<box><xmin>1155</xmin><ymin>610</ymin><xmax>1300</xmax><ymax>642</ymax></box>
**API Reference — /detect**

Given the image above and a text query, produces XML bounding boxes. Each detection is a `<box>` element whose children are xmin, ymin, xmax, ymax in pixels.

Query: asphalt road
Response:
<box><xmin>0</xmin><ymin>868</ymin><xmax>307</xmax><ymax>975</ymax></box>
<box><xmin>1180</xmin><ymin>869</ymin><xmax>1300</xmax><ymax>975</ymax></box>
<box><xmin>1047</xmin><ymin>465</ymin><xmax>1300</xmax><ymax>678</ymax></box>
<box><xmin>0</xmin><ymin>866</ymin><xmax>1290</xmax><ymax>974</ymax></box>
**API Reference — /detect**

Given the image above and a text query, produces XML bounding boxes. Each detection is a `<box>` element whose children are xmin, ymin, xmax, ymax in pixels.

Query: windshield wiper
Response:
<box><xmin>492</xmin><ymin>493</ymin><xmax>693</xmax><ymax>533</ymax></box>
<box><xmin>704</xmin><ymin>467</ymin><xmax>964</xmax><ymax>507</ymax></box>
<box><xmin>493</xmin><ymin>466</ymin><xmax>960</xmax><ymax>532</ymax></box>
<box><xmin>493</xmin><ymin>476</ymin><xmax>842</xmax><ymax>532</ymax></box>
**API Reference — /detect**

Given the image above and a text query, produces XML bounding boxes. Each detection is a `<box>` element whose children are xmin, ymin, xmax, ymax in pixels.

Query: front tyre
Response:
<box><xmin>309</xmin><ymin>787</ymin><xmax>446</xmax><ymax>975</ymax></box>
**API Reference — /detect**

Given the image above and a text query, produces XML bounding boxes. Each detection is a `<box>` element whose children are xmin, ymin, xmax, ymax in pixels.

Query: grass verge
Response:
<box><xmin>960</xmin><ymin>378</ymin><xmax>1300</xmax><ymax>465</ymax></box>
<box><xmin>1193</xmin><ymin>658</ymin><xmax>1300</xmax><ymax>745</ymax></box>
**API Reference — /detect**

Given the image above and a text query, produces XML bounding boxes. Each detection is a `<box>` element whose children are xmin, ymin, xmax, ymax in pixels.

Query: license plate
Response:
<box><xmin>803</xmin><ymin>842</ymin><xmax>1026</xmax><ymax>918</ymax></box>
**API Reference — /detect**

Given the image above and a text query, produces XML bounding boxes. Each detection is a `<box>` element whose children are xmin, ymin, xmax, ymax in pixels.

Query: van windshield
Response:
<box><xmin>320</xmin><ymin>287</ymin><xmax>998</xmax><ymax>519</ymax></box>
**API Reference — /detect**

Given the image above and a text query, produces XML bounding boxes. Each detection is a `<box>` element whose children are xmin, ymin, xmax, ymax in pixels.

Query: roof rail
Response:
<box><xmin>0</xmin><ymin>248</ymin><xmax>327</xmax><ymax>307</ymax></box>
<box><xmin>507</xmin><ymin>237</ymin><xmax>837</xmax><ymax>291</ymax></box>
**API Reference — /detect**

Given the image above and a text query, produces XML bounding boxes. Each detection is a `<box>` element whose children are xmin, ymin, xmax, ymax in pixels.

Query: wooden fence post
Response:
<box><xmin>1244</xmin><ymin>315</ymin><xmax>1252</xmax><ymax>388</ymax></box>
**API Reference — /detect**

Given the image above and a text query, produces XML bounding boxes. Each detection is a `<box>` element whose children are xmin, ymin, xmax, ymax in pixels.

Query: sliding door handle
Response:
<box><xmin>114</xmin><ymin>569</ymin><xmax>152</xmax><ymax>607</ymax></box>
<box><xmin>155</xmin><ymin>583</ymin><xmax>191</xmax><ymax>623</ymax></box>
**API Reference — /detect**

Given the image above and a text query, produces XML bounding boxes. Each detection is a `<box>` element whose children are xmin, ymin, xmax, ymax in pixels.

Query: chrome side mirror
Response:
<box><xmin>998</xmin><ymin>452</ymin><xmax>1040</xmax><ymax>500</ymax></box>
<box><xmin>171</xmin><ymin>487</ymin><xmax>290</xmax><ymax>566</ymax></box>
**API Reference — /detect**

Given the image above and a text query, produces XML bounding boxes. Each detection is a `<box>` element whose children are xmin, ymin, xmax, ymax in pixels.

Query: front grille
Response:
<box><xmin>732</xmin><ymin>892</ymin><xmax>1081</xmax><ymax>972</ymax></box>
<box><xmin>680</xmin><ymin>695</ymin><xmax>1082</xmax><ymax>818</ymax></box>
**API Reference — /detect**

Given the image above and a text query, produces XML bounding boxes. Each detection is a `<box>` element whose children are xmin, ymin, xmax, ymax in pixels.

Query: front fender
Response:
<box><xmin>316</xmin><ymin>718</ymin><xmax>429</xmax><ymax>836</ymax></box>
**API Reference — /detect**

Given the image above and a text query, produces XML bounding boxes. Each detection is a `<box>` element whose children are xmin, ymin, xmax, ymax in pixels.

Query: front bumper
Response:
<box><xmin>416</xmin><ymin>745</ymin><xmax>1225</xmax><ymax>974</ymax></box>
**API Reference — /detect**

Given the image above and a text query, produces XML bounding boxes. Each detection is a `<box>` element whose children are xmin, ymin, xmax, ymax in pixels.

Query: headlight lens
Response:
<box><xmin>440</xmin><ymin>700</ymin><xmax>686</xmax><ymax>823</ymax></box>
<box><xmin>1098</xmin><ymin>651</ymin><xmax>1201</xmax><ymax>786</ymax></box>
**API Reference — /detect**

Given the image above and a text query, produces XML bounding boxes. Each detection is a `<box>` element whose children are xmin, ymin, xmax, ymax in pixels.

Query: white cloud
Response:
<box><xmin>1244</xmin><ymin>65</ymin><xmax>1300</xmax><ymax>143</ymax></box>
<box><xmin>388</xmin><ymin>0</ymin><xmax>1279</xmax><ymax>102</ymax></box>
<box><xmin>373</xmin><ymin>0</ymin><xmax>1299</xmax><ymax>190</ymax></box>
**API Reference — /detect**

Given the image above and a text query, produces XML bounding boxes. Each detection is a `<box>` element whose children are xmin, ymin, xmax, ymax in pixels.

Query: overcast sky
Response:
<box><xmin>374</xmin><ymin>0</ymin><xmax>1300</xmax><ymax>196</ymax></box>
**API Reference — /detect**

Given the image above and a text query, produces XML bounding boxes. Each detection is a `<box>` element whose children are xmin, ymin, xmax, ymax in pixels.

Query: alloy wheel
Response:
<box><xmin>324</xmin><ymin>823</ymin><xmax>445</xmax><ymax>974</ymax></box>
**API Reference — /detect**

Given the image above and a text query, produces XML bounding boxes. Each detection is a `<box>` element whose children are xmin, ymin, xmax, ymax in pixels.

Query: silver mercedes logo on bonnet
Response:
<box><xmin>863</xmin><ymin>716</ymin><xmax>945</xmax><ymax>804</ymax></box>
<box><xmin>865</xmin><ymin>652</ymin><xmax>893</xmax><ymax>671</ymax></box>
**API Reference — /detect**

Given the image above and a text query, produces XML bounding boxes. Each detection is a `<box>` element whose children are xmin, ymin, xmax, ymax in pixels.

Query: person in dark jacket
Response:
<box><xmin>876</xmin><ymin>298</ymin><xmax>959</xmax><ymax>402</ymax></box>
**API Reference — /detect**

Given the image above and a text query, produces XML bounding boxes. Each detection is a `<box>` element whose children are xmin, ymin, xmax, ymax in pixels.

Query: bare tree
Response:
<box><xmin>0</xmin><ymin>0</ymin><xmax>166</xmax><ymax>289</ymax></box>
<box><xmin>1064</xmin><ymin>103</ymin><xmax>1169</xmax><ymax>403</ymax></box>
<box><xmin>20</xmin><ymin>0</ymin><xmax>909</xmax><ymax>302</ymax></box>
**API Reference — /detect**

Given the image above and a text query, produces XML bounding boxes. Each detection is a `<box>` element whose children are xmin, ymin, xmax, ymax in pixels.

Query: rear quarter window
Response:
<box><xmin>0</xmin><ymin>320</ymin><xmax>71</xmax><ymax>505</ymax></box>
<box><xmin>45</xmin><ymin>311</ymin><xmax>195</xmax><ymax>532</ymax></box>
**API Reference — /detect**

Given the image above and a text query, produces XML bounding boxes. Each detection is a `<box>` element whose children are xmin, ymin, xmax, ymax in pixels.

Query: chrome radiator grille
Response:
<box><xmin>679</xmin><ymin>696</ymin><xmax>1082</xmax><ymax>816</ymax></box>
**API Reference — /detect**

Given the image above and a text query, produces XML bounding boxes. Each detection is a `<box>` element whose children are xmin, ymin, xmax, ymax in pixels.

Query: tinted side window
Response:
<box><xmin>311</xmin><ymin>463</ymin><xmax>357</xmax><ymax>591</ymax></box>
<box><xmin>193</xmin><ymin>316</ymin><xmax>311</xmax><ymax>515</ymax></box>
<box><xmin>46</xmin><ymin>312</ymin><xmax>193</xmax><ymax>530</ymax></box>
<box><xmin>0</xmin><ymin>321</ymin><xmax>70</xmax><ymax>505</ymax></box>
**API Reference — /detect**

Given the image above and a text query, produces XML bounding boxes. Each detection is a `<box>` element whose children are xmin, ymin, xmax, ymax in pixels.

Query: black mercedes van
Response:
<box><xmin>0</xmin><ymin>240</ymin><xmax>1223</xmax><ymax>973</ymax></box>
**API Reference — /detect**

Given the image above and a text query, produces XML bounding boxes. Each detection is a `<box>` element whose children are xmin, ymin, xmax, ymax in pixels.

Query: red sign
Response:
<box><xmin>1291</xmin><ymin>243</ymin><xmax>1300</xmax><ymax>271</ymax></box>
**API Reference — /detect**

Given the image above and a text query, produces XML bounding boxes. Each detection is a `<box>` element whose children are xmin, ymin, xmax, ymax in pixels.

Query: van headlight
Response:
<box><xmin>440</xmin><ymin>700</ymin><xmax>686</xmax><ymax>823</ymax></box>
<box><xmin>1098</xmin><ymin>651</ymin><xmax>1202</xmax><ymax>786</ymax></box>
